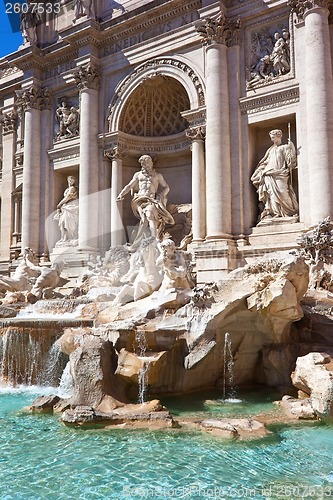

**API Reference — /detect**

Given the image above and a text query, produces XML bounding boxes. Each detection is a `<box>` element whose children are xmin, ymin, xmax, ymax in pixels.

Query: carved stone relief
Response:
<box><xmin>246</xmin><ymin>20</ymin><xmax>292</xmax><ymax>90</ymax></box>
<box><xmin>55</xmin><ymin>98</ymin><xmax>80</xmax><ymax>141</ymax></box>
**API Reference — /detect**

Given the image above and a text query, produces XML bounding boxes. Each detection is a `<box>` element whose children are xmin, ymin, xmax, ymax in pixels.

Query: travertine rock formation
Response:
<box><xmin>291</xmin><ymin>352</ymin><xmax>333</xmax><ymax>419</ymax></box>
<box><xmin>55</xmin><ymin>253</ymin><xmax>309</xmax><ymax>408</ymax></box>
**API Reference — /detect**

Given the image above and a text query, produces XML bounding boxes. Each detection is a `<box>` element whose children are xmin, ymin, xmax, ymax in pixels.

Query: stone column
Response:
<box><xmin>292</xmin><ymin>0</ymin><xmax>333</xmax><ymax>222</ymax></box>
<box><xmin>186</xmin><ymin>127</ymin><xmax>206</xmax><ymax>241</ymax></box>
<box><xmin>105</xmin><ymin>146</ymin><xmax>126</xmax><ymax>247</ymax></box>
<box><xmin>0</xmin><ymin>109</ymin><xmax>17</xmax><ymax>261</ymax></box>
<box><xmin>19</xmin><ymin>86</ymin><xmax>43</xmax><ymax>254</ymax></box>
<box><xmin>74</xmin><ymin>63</ymin><xmax>100</xmax><ymax>250</ymax></box>
<box><xmin>195</xmin><ymin>13</ymin><xmax>240</xmax><ymax>239</ymax></box>
<box><xmin>40</xmin><ymin>90</ymin><xmax>52</xmax><ymax>256</ymax></box>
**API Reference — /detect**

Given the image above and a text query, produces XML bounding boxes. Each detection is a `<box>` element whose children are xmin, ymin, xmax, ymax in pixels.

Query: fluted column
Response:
<box><xmin>0</xmin><ymin>109</ymin><xmax>17</xmax><ymax>260</ymax></box>
<box><xmin>105</xmin><ymin>146</ymin><xmax>126</xmax><ymax>247</ymax></box>
<box><xmin>291</xmin><ymin>0</ymin><xmax>333</xmax><ymax>222</ymax></box>
<box><xmin>196</xmin><ymin>13</ymin><xmax>240</xmax><ymax>239</ymax></box>
<box><xmin>186</xmin><ymin>127</ymin><xmax>206</xmax><ymax>241</ymax></box>
<box><xmin>74</xmin><ymin>63</ymin><xmax>100</xmax><ymax>250</ymax></box>
<box><xmin>19</xmin><ymin>86</ymin><xmax>45</xmax><ymax>253</ymax></box>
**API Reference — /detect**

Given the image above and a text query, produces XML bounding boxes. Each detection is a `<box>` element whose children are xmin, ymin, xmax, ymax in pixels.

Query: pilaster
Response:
<box><xmin>0</xmin><ymin>109</ymin><xmax>17</xmax><ymax>262</ymax></box>
<box><xmin>186</xmin><ymin>126</ymin><xmax>206</xmax><ymax>242</ymax></box>
<box><xmin>18</xmin><ymin>86</ymin><xmax>49</xmax><ymax>254</ymax></box>
<box><xmin>289</xmin><ymin>0</ymin><xmax>333</xmax><ymax>222</ymax></box>
<box><xmin>195</xmin><ymin>13</ymin><xmax>240</xmax><ymax>240</ymax></box>
<box><xmin>74</xmin><ymin>63</ymin><xmax>100</xmax><ymax>250</ymax></box>
<box><xmin>104</xmin><ymin>146</ymin><xmax>126</xmax><ymax>247</ymax></box>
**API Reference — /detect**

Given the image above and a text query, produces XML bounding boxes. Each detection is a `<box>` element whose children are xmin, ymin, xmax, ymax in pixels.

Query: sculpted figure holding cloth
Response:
<box><xmin>251</xmin><ymin>129</ymin><xmax>298</xmax><ymax>222</ymax></box>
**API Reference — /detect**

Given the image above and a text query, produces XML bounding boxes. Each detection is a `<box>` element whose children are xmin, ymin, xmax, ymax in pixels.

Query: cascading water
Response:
<box><xmin>0</xmin><ymin>325</ymin><xmax>67</xmax><ymax>387</ymax></box>
<box><xmin>220</xmin><ymin>332</ymin><xmax>240</xmax><ymax>403</ymax></box>
<box><xmin>135</xmin><ymin>331</ymin><xmax>149</xmax><ymax>404</ymax></box>
<box><xmin>57</xmin><ymin>361</ymin><xmax>75</xmax><ymax>399</ymax></box>
<box><xmin>138</xmin><ymin>362</ymin><xmax>149</xmax><ymax>404</ymax></box>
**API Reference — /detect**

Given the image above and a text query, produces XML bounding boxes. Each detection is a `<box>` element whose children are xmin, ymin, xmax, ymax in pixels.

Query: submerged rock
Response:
<box><xmin>200</xmin><ymin>418</ymin><xmax>270</xmax><ymax>440</ymax></box>
<box><xmin>61</xmin><ymin>400</ymin><xmax>176</xmax><ymax>429</ymax></box>
<box><xmin>28</xmin><ymin>395</ymin><xmax>60</xmax><ymax>413</ymax></box>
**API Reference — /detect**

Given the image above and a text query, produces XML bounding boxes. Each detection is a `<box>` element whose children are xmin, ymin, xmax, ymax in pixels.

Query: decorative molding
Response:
<box><xmin>101</xmin><ymin>131</ymin><xmax>191</xmax><ymax>155</ymax></box>
<box><xmin>73</xmin><ymin>63</ymin><xmax>100</xmax><ymax>91</ymax></box>
<box><xmin>48</xmin><ymin>142</ymin><xmax>80</xmax><ymax>168</ymax></box>
<box><xmin>0</xmin><ymin>66</ymin><xmax>21</xmax><ymax>80</ymax></box>
<box><xmin>288</xmin><ymin>0</ymin><xmax>333</xmax><ymax>22</ymax></box>
<box><xmin>195</xmin><ymin>13</ymin><xmax>240</xmax><ymax>46</ymax></box>
<box><xmin>2</xmin><ymin>108</ymin><xmax>18</xmax><ymax>135</ymax></box>
<box><xmin>100</xmin><ymin>0</ymin><xmax>200</xmax><ymax>50</ymax></box>
<box><xmin>239</xmin><ymin>85</ymin><xmax>299</xmax><ymax>115</ymax></box>
<box><xmin>108</xmin><ymin>58</ymin><xmax>205</xmax><ymax>128</ymax></box>
<box><xmin>181</xmin><ymin>106</ymin><xmax>206</xmax><ymax>127</ymax></box>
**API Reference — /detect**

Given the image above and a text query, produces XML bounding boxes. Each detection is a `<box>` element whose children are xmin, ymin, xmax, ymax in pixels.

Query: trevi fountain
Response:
<box><xmin>1</xmin><ymin>0</ymin><xmax>333</xmax><ymax>498</ymax></box>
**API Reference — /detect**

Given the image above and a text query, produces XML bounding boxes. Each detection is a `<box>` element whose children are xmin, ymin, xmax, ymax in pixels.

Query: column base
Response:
<box><xmin>205</xmin><ymin>233</ymin><xmax>232</xmax><ymax>241</ymax></box>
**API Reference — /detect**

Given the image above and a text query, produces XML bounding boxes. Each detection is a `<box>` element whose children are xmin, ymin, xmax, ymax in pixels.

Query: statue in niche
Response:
<box><xmin>247</xmin><ymin>27</ymin><xmax>291</xmax><ymax>88</ymax></box>
<box><xmin>251</xmin><ymin>129</ymin><xmax>298</xmax><ymax>223</ymax></box>
<box><xmin>73</xmin><ymin>0</ymin><xmax>96</xmax><ymax>23</ymax></box>
<box><xmin>53</xmin><ymin>176</ymin><xmax>79</xmax><ymax>246</ymax></box>
<box><xmin>116</xmin><ymin>155</ymin><xmax>174</xmax><ymax>247</ymax></box>
<box><xmin>20</xmin><ymin>0</ymin><xmax>40</xmax><ymax>45</ymax></box>
<box><xmin>56</xmin><ymin>101</ymin><xmax>80</xmax><ymax>140</ymax></box>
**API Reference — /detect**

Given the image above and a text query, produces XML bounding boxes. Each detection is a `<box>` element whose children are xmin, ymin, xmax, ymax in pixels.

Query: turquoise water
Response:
<box><xmin>1</xmin><ymin>388</ymin><xmax>333</xmax><ymax>499</ymax></box>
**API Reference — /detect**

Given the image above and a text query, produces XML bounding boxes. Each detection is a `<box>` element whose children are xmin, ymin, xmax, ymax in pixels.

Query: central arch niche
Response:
<box><xmin>119</xmin><ymin>75</ymin><xmax>190</xmax><ymax>137</ymax></box>
<box><xmin>117</xmin><ymin>74</ymin><xmax>192</xmax><ymax>245</ymax></box>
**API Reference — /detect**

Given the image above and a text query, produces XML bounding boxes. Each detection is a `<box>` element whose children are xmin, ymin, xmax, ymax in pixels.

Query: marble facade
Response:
<box><xmin>0</xmin><ymin>0</ymin><xmax>332</xmax><ymax>282</ymax></box>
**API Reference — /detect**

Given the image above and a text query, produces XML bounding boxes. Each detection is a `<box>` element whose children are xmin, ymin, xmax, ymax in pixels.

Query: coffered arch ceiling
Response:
<box><xmin>119</xmin><ymin>75</ymin><xmax>190</xmax><ymax>137</ymax></box>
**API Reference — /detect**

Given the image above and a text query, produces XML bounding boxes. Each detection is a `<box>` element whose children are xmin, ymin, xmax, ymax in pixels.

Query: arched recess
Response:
<box><xmin>108</xmin><ymin>56</ymin><xmax>205</xmax><ymax>133</ymax></box>
<box><xmin>106</xmin><ymin>57</ymin><xmax>206</xmax><ymax>247</ymax></box>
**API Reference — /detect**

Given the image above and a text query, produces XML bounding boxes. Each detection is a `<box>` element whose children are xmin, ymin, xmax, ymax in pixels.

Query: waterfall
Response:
<box><xmin>134</xmin><ymin>331</ymin><xmax>149</xmax><ymax>403</ymax></box>
<box><xmin>41</xmin><ymin>343</ymin><xmax>67</xmax><ymax>387</ymax></box>
<box><xmin>221</xmin><ymin>332</ymin><xmax>238</xmax><ymax>402</ymax></box>
<box><xmin>138</xmin><ymin>362</ymin><xmax>149</xmax><ymax>404</ymax></box>
<box><xmin>0</xmin><ymin>325</ymin><xmax>67</xmax><ymax>387</ymax></box>
<box><xmin>58</xmin><ymin>361</ymin><xmax>74</xmax><ymax>399</ymax></box>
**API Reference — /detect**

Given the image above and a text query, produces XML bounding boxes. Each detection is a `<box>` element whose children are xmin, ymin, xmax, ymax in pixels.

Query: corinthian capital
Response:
<box><xmin>195</xmin><ymin>13</ymin><xmax>240</xmax><ymax>46</ymax></box>
<box><xmin>288</xmin><ymin>0</ymin><xmax>333</xmax><ymax>22</ymax></box>
<box><xmin>104</xmin><ymin>145</ymin><xmax>126</xmax><ymax>161</ymax></box>
<box><xmin>186</xmin><ymin>126</ymin><xmax>206</xmax><ymax>141</ymax></box>
<box><xmin>74</xmin><ymin>63</ymin><xmax>100</xmax><ymax>91</ymax></box>
<box><xmin>16</xmin><ymin>86</ymin><xmax>50</xmax><ymax>111</ymax></box>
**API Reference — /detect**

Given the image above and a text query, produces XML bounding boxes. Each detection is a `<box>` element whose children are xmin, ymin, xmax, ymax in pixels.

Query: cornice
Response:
<box><xmin>100</xmin><ymin>130</ymin><xmax>191</xmax><ymax>155</ymax></box>
<box><xmin>239</xmin><ymin>84</ymin><xmax>299</xmax><ymax>115</ymax></box>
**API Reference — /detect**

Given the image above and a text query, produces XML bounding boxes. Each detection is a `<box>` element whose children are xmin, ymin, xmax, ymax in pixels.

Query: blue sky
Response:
<box><xmin>0</xmin><ymin>2</ymin><xmax>23</xmax><ymax>58</ymax></box>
